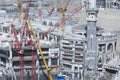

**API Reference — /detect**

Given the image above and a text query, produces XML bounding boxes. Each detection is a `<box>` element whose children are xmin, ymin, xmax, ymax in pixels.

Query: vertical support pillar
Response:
<box><xmin>8</xmin><ymin>44</ymin><xmax>17</xmax><ymax>80</ymax></box>
<box><xmin>78</xmin><ymin>67</ymin><xmax>80</xmax><ymax>79</ymax></box>
<box><xmin>48</xmin><ymin>49</ymin><xmax>51</xmax><ymax>66</ymax></box>
<box><xmin>72</xmin><ymin>65</ymin><xmax>75</xmax><ymax>79</ymax></box>
<box><xmin>57</xmin><ymin>49</ymin><xmax>60</xmax><ymax>66</ymax></box>
<box><xmin>36</xmin><ymin>50</ymin><xmax>40</xmax><ymax>80</ymax></box>
<box><xmin>83</xmin><ymin>0</ymin><xmax>98</xmax><ymax>80</ymax></box>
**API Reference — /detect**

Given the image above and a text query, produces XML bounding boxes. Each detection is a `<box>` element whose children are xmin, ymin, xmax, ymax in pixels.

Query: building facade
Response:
<box><xmin>59</xmin><ymin>24</ymin><xmax>117</xmax><ymax>79</ymax></box>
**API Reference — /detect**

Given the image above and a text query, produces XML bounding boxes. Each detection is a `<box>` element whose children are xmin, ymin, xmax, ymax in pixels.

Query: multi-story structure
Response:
<box><xmin>59</xmin><ymin>23</ymin><xmax>117</xmax><ymax>79</ymax></box>
<box><xmin>0</xmin><ymin>27</ymin><xmax>16</xmax><ymax>80</ymax></box>
<box><xmin>58</xmin><ymin>0</ymin><xmax>118</xmax><ymax>79</ymax></box>
<box><xmin>105</xmin><ymin>0</ymin><xmax>120</xmax><ymax>9</ymax></box>
<box><xmin>79</xmin><ymin>0</ymin><xmax>120</xmax><ymax>10</ymax></box>
<box><xmin>0</xmin><ymin>14</ymin><xmax>61</xmax><ymax>79</ymax></box>
<box><xmin>60</xmin><ymin>32</ymin><xmax>85</xmax><ymax>79</ymax></box>
<box><xmin>96</xmin><ymin>0</ymin><xmax>120</xmax><ymax>9</ymax></box>
<box><xmin>0</xmin><ymin>0</ymin><xmax>119</xmax><ymax>80</ymax></box>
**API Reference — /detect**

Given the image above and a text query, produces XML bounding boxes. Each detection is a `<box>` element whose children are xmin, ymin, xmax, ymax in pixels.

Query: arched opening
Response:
<box><xmin>107</xmin><ymin>43</ymin><xmax>113</xmax><ymax>52</ymax></box>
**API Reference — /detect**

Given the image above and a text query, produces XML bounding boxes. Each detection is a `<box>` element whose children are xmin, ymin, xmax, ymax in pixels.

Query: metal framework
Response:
<box><xmin>10</xmin><ymin>24</ymin><xmax>25</xmax><ymax>80</ymax></box>
<box><xmin>44</xmin><ymin>1</ymin><xmax>89</xmax><ymax>35</ymax></box>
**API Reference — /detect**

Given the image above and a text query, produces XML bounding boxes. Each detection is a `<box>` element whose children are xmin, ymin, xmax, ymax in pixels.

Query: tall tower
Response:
<box><xmin>83</xmin><ymin>0</ymin><xmax>98</xmax><ymax>80</ymax></box>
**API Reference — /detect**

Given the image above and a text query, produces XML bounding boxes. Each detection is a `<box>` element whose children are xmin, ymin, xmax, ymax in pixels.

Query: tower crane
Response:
<box><xmin>20</xmin><ymin>0</ymin><xmax>37</xmax><ymax>80</ymax></box>
<box><xmin>12</xmin><ymin>0</ymin><xmax>37</xmax><ymax>80</ymax></box>
<box><xmin>10</xmin><ymin>24</ymin><xmax>25</xmax><ymax>80</ymax></box>
<box><xmin>47</xmin><ymin>0</ymin><xmax>55</xmax><ymax>16</ymax></box>
<box><xmin>47</xmin><ymin>7</ymin><xmax>55</xmax><ymax>16</ymax></box>
<box><xmin>57</xmin><ymin>0</ymin><xmax>71</xmax><ymax>32</ymax></box>
<box><xmin>44</xmin><ymin>1</ymin><xmax>89</xmax><ymax>35</ymax></box>
<box><xmin>18</xmin><ymin>0</ymin><xmax>59</xmax><ymax>80</ymax></box>
<box><xmin>18</xmin><ymin>0</ymin><xmax>23</xmax><ymax>22</ymax></box>
<box><xmin>57</xmin><ymin>0</ymin><xmax>71</xmax><ymax>17</ymax></box>
<box><xmin>16</xmin><ymin>0</ymin><xmax>89</xmax><ymax>80</ymax></box>
<box><xmin>20</xmin><ymin>19</ymin><xmax>37</xmax><ymax>80</ymax></box>
<box><xmin>17</xmin><ymin>0</ymin><xmax>56</xmax><ymax>80</ymax></box>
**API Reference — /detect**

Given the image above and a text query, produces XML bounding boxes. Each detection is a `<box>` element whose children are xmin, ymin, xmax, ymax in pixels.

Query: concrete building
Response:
<box><xmin>58</xmin><ymin>23</ymin><xmax>117</xmax><ymax>79</ymax></box>
<box><xmin>89</xmin><ymin>0</ymin><xmax>120</xmax><ymax>9</ymax></box>
<box><xmin>58</xmin><ymin>0</ymin><xmax>118</xmax><ymax>79</ymax></box>
<box><xmin>60</xmin><ymin>33</ymin><xmax>85</xmax><ymax>79</ymax></box>
<box><xmin>0</xmin><ymin>0</ymin><xmax>119</xmax><ymax>80</ymax></box>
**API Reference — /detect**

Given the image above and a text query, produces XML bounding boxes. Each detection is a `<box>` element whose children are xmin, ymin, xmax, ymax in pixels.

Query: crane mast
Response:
<box><xmin>12</xmin><ymin>0</ymin><xmax>37</xmax><ymax>80</ymax></box>
<box><xmin>57</xmin><ymin>0</ymin><xmax>71</xmax><ymax>32</ymax></box>
<box><xmin>10</xmin><ymin>24</ymin><xmax>25</xmax><ymax>80</ymax></box>
<box><xmin>18</xmin><ymin>0</ymin><xmax>23</xmax><ymax>22</ymax></box>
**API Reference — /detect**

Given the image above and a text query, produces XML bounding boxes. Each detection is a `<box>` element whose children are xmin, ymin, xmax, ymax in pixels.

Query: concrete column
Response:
<box><xmin>111</xmin><ymin>42</ymin><xmax>114</xmax><ymax>58</ymax></box>
<box><xmin>81</xmin><ymin>69</ymin><xmax>83</xmax><ymax>80</ymax></box>
<box><xmin>55</xmin><ymin>36</ymin><xmax>57</xmax><ymax>42</ymax></box>
<box><xmin>48</xmin><ymin>58</ymin><xmax>51</xmax><ymax>66</ymax></box>
<box><xmin>36</xmin><ymin>50</ymin><xmax>40</xmax><ymax>80</ymax></box>
<box><xmin>106</xmin><ymin>43</ymin><xmax>108</xmax><ymax>53</ymax></box>
<box><xmin>106</xmin><ymin>43</ymin><xmax>109</xmax><ymax>63</ymax></box>
<box><xmin>8</xmin><ymin>44</ymin><xmax>13</xmax><ymax>70</ymax></box>
<box><xmin>8</xmin><ymin>44</ymin><xmax>17</xmax><ymax>80</ymax></box>
<box><xmin>0</xmin><ymin>57</ymin><xmax>1</xmax><ymax>61</ymax></box>
<box><xmin>114</xmin><ymin>42</ymin><xmax>116</xmax><ymax>57</ymax></box>
<box><xmin>48</xmin><ymin>49</ymin><xmax>51</xmax><ymax>66</ymax></box>
<box><xmin>78</xmin><ymin>67</ymin><xmax>80</xmax><ymax>79</ymax></box>
<box><xmin>57</xmin><ymin>50</ymin><xmax>60</xmax><ymax>66</ymax></box>
<box><xmin>103</xmin><ymin>44</ymin><xmax>106</xmax><ymax>64</ymax></box>
<box><xmin>71</xmin><ymin>65</ymin><xmax>75</xmax><ymax>79</ymax></box>
<box><xmin>47</xmin><ymin>34</ymin><xmax>50</xmax><ymax>41</ymax></box>
<box><xmin>72</xmin><ymin>41</ymin><xmax>75</xmax><ymax>63</ymax></box>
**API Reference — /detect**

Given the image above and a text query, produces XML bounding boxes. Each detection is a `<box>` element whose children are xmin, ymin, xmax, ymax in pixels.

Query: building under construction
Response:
<box><xmin>0</xmin><ymin>0</ymin><xmax>120</xmax><ymax>80</ymax></box>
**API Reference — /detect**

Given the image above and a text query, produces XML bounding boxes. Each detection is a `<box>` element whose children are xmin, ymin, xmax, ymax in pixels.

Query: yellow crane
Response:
<box><xmin>28</xmin><ymin>18</ymin><xmax>59</xmax><ymax>80</ymax></box>
<box><xmin>18</xmin><ymin>0</ymin><xmax>58</xmax><ymax>79</ymax></box>
<box><xmin>57</xmin><ymin>0</ymin><xmax>71</xmax><ymax>17</ymax></box>
<box><xmin>57</xmin><ymin>0</ymin><xmax>71</xmax><ymax>32</ymax></box>
<box><xmin>18</xmin><ymin>0</ymin><xmax>23</xmax><ymax>22</ymax></box>
<box><xmin>17</xmin><ymin>0</ymin><xmax>59</xmax><ymax>80</ymax></box>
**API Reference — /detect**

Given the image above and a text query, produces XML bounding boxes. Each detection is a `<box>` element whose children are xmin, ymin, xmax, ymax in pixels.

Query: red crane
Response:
<box><xmin>44</xmin><ymin>1</ymin><xmax>89</xmax><ymax>35</ymax></box>
<box><xmin>20</xmin><ymin>19</ymin><xmax>37</xmax><ymax>80</ymax></box>
<box><xmin>47</xmin><ymin>7</ymin><xmax>55</xmax><ymax>16</ymax></box>
<box><xmin>47</xmin><ymin>0</ymin><xmax>55</xmax><ymax>16</ymax></box>
<box><xmin>20</xmin><ymin>0</ymin><xmax>37</xmax><ymax>79</ymax></box>
<box><xmin>10</xmin><ymin>14</ymin><xmax>36</xmax><ymax>80</ymax></box>
<box><xmin>10</xmin><ymin>24</ymin><xmax>24</xmax><ymax>80</ymax></box>
<box><xmin>10</xmin><ymin>0</ymin><xmax>36</xmax><ymax>80</ymax></box>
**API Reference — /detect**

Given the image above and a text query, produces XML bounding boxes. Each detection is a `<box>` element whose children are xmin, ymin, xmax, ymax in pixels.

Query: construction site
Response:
<box><xmin>0</xmin><ymin>0</ymin><xmax>120</xmax><ymax>80</ymax></box>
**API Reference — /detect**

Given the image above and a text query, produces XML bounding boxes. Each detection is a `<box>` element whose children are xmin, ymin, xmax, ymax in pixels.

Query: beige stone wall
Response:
<box><xmin>97</xmin><ymin>9</ymin><xmax>120</xmax><ymax>31</ymax></box>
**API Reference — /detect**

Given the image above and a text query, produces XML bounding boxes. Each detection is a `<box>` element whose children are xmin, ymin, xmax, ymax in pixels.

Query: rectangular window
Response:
<box><xmin>96</xmin><ymin>0</ymin><xmax>106</xmax><ymax>8</ymax></box>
